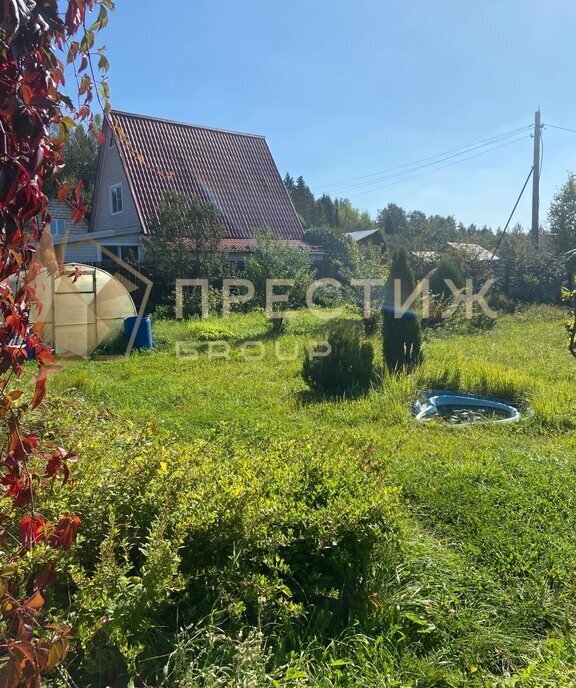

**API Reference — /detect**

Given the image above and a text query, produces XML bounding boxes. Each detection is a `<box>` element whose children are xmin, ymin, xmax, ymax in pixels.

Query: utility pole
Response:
<box><xmin>531</xmin><ymin>108</ymin><xmax>542</xmax><ymax>249</ymax></box>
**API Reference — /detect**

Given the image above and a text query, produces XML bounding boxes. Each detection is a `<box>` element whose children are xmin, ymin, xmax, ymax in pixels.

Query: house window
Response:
<box><xmin>51</xmin><ymin>219</ymin><xmax>66</xmax><ymax>236</ymax></box>
<box><xmin>100</xmin><ymin>245</ymin><xmax>139</xmax><ymax>262</ymax></box>
<box><xmin>110</xmin><ymin>184</ymin><xmax>123</xmax><ymax>215</ymax></box>
<box><xmin>109</xmin><ymin>134</ymin><xmax>116</xmax><ymax>148</ymax></box>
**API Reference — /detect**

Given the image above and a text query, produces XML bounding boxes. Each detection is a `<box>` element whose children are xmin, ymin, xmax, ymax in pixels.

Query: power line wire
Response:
<box><xmin>290</xmin><ymin>133</ymin><xmax>532</xmax><ymax>218</ymax></box>
<box><xmin>346</xmin><ymin>134</ymin><xmax>532</xmax><ymax>199</ymax></box>
<box><xmin>544</xmin><ymin>123</ymin><xmax>576</xmax><ymax>135</ymax></box>
<box><xmin>324</xmin><ymin>131</ymin><xmax>532</xmax><ymax>196</ymax></box>
<box><xmin>317</xmin><ymin>125</ymin><xmax>533</xmax><ymax>193</ymax></box>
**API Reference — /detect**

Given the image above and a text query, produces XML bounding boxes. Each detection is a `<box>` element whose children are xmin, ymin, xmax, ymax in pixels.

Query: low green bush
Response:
<box><xmin>302</xmin><ymin>325</ymin><xmax>375</xmax><ymax>396</ymax></box>
<box><xmin>428</xmin><ymin>258</ymin><xmax>465</xmax><ymax>300</ymax></box>
<box><xmin>184</xmin><ymin>284</ymin><xmax>223</xmax><ymax>318</ymax></box>
<box><xmin>37</xmin><ymin>400</ymin><xmax>400</xmax><ymax>685</ymax></box>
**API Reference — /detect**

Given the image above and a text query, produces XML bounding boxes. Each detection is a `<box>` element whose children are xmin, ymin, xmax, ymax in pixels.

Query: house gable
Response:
<box><xmin>90</xmin><ymin>118</ymin><xmax>142</xmax><ymax>235</ymax></box>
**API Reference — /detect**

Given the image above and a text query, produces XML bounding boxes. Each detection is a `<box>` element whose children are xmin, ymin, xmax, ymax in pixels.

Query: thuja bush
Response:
<box><xmin>37</xmin><ymin>399</ymin><xmax>402</xmax><ymax>685</ymax></box>
<box><xmin>428</xmin><ymin>258</ymin><xmax>464</xmax><ymax>300</ymax></box>
<box><xmin>302</xmin><ymin>325</ymin><xmax>375</xmax><ymax>397</ymax></box>
<box><xmin>382</xmin><ymin>249</ymin><xmax>423</xmax><ymax>373</ymax></box>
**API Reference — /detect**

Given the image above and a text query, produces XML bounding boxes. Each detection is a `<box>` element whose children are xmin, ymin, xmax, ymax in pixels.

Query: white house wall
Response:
<box><xmin>90</xmin><ymin>125</ymin><xmax>141</xmax><ymax>234</ymax></box>
<box><xmin>60</xmin><ymin>229</ymin><xmax>143</xmax><ymax>263</ymax></box>
<box><xmin>47</xmin><ymin>198</ymin><xmax>89</xmax><ymax>236</ymax></box>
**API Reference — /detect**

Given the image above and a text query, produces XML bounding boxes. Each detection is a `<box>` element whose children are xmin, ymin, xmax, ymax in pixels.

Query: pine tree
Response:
<box><xmin>283</xmin><ymin>173</ymin><xmax>295</xmax><ymax>194</ymax></box>
<box><xmin>376</xmin><ymin>203</ymin><xmax>408</xmax><ymax>235</ymax></box>
<box><xmin>382</xmin><ymin>249</ymin><xmax>422</xmax><ymax>373</ymax></box>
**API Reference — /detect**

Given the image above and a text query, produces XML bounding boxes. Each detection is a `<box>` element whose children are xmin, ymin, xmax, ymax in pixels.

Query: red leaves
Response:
<box><xmin>45</xmin><ymin>448</ymin><xmax>77</xmax><ymax>485</ymax></box>
<box><xmin>56</xmin><ymin>180</ymin><xmax>71</xmax><ymax>202</ymax></box>
<box><xmin>18</xmin><ymin>516</ymin><xmax>46</xmax><ymax>550</ymax></box>
<box><xmin>30</xmin><ymin>377</ymin><xmax>46</xmax><ymax>411</ymax></box>
<box><xmin>49</xmin><ymin>514</ymin><xmax>81</xmax><ymax>550</ymax></box>
<box><xmin>17</xmin><ymin>513</ymin><xmax>80</xmax><ymax>552</ymax></box>
<box><xmin>31</xmin><ymin>357</ymin><xmax>61</xmax><ymax>409</ymax></box>
<box><xmin>67</xmin><ymin>265</ymin><xmax>83</xmax><ymax>283</ymax></box>
<box><xmin>0</xmin><ymin>1</ymin><xmax>110</xmax><ymax>684</ymax></box>
<box><xmin>0</xmin><ymin>629</ymin><xmax>71</xmax><ymax>687</ymax></box>
<box><xmin>65</xmin><ymin>0</ymin><xmax>87</xmax><ymax>34</ymax></box>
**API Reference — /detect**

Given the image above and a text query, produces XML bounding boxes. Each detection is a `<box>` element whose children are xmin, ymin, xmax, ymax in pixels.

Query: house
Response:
<box><xmin>345</xmin><ymin>228</ymin><xmax>384</xmax><ymax>246</ymax></box>
<box><xmin>446</xmin><ymin>242</ymin><xmax>498</xmax><ymax>262</ymax></box>
<box><xmin>53</xmin><ymin>111</ymin><xmax>320</xmax><ymax>263</ymax></box>
<box><xmin>47</xmin><ymin>196</ymin><xmax>89</xmax><ymax>240</ymax></box>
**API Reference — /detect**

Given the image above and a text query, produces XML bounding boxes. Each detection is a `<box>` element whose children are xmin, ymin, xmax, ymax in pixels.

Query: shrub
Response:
<box><xmin>501</xmin><ymin>250</ymin><xmax>564</xmax><ymax>304</ymax></box>
<box><xmin>187</xmin><ymin>323</ymin><xmax>235</xmax><ymax>341</ymax></box>
<box><xmin>302</xmin><ymin>325</ymin><xmax>375</xmax><ymax>396</ymax></box>
<box><xmin>428</xmin><ymin>258</ymin><xmax>464</xmax><ymax>300</ymax></box>
<box><xmin>244</xmin><ymin>230</ymin><xmax>315</xmax><ymax>309</ymax></box>
<box><xmin>382</xmin><ymin>249</ymin><xmax>423</xmax><ymax>373</ymax></box>
<box><xmin>488</xmin><ymin>292</ymin><xmax>517</xmax><ymax>314</ymax></box>
<box><xmin>39</xmin><ymin>401</ymin><xmax>401</xmax><ymax>684</ymax></box>
<box><xmin>183</xmin><ymin>284</ymin><xmax>223</xmax><ymax>318</ymax></box>
<box><xmin>153</xmin><ymin>303</ymin><xmax>175</xmax><ymax>320</ymax></box>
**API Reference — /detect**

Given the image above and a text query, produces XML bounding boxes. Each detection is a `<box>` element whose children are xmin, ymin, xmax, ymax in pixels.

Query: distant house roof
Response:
<box><xmin>105</xmin><ymin>110</ymin><xmax>304</xmax><ymax>242</ymax></box>
<box><xmin>447</xmin><ymin>242</ymin><xmax>498</xmax><ymax>261</ymax></box>
<box><xmin>411</xmin><ymin>250</ymin><xmax>439</xmax><ymax>261</ymax></box>
<box><xmin>345</xmin><ymin>228</ymin><xmax>382</xmax><ymax>242</ymax></box>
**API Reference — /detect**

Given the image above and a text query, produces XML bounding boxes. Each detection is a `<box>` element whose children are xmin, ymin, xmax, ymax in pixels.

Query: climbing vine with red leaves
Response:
<box><xmin>0</xmin><ymin>1</ymin><xmax>111</xmax><ymax>685</ymax></box>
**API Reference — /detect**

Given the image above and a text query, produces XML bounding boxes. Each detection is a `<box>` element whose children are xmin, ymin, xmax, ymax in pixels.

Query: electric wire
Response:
<box><xmin>346</xmin><ymin>134</ymin><xmax>532</xmax><ymax>199</ymax></box>
<box><xmin>543</xmin><ymin>123</ymin><xmax>576</xmax><ymax>135</ymax></box>
<box><xmin>317</xmin><ymin>124</ymin><xmax>533</xmax><ymax>194</ymax></box>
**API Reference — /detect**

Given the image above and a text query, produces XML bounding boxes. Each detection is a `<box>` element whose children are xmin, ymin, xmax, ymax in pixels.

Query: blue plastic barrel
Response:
<box><xmin>124</xmin><ymin>315</ymin><xmax>153</xmax><ymax>349</ymax></box>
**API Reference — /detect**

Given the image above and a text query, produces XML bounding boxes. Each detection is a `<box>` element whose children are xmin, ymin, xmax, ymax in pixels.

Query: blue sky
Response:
<box><xmin>99</xmin><ymin>0</ymin><xmax>576</xmax><ymax>229</ymax></box>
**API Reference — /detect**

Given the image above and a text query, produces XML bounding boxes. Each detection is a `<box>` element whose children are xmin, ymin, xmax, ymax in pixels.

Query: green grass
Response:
<box><xmin>43</xmin><ymin>304</ymin><xmax>576</xmax><ymax>686</ymax></box>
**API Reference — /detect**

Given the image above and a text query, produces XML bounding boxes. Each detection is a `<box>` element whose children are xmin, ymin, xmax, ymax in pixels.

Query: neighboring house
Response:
<box><xmin>345</xmin><ymin>228</ymin><xmax>384</xmax><ymax>246</ymax></box>
<box><xmin>53</xmin><ymin>110</ymin><xmax>319</xmax><ymax>263</ymax></box>
<box><xmin>48</xmin><ymin>196</ymin><xmax>89</xmax><ymax>241</ymax></box>
<box><xmin>446</xmin><ymin>242</ymin><xmax>498</xmax><ymax>262</ymax></box>
<box><xmin>412</xmin><ymin>243</ymin><xmax>499</xmax><ymax>263</ymax></box>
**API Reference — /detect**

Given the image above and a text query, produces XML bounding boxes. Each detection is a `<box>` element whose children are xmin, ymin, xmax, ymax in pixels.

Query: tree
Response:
<box><xmin>549</xmin><ymin>173</ymin><xmax>576</xmax><ymax>253</ymax></box>
<box><xmin>382</xmin><ymin>249</ymin><xmax>423</xmax><ymax>373</ymax></box>
<box><xmin>333</xmin><ymin>198</ymin><xmax>373</xmax><ymax>231</ymax></box>
<box><xmin>45</xmin><ymin>117</ymin><xmax>101</xmax><ymax>207</ymax></box>
<box><xmin>146</xmin><ymin>192</ymin><xmax>226</xmax><ymax>278</ymax></box>
<box><xmin>291</xmin><ymin>175</ymin><xmax>316</xmax><ymax>225</ymax></box>
<box><xmin>283</xmin><ymin>172</ymin><xmax>295</xmax><ymax>194</ymax></box>
<box><xmin>62</xmin><ymin>117</ymin><xmax>101</xmax><ymax>205</ymax></box>
<box><xmin>376</xmin><ymin>203</ymin><xmax>408</xmax><ymax>235</ymax></box>
<box><xmin>0</xmin><ymin>1</ymin><xmax>110</xmax><ymax>684</ymax></box>
<box><xmin>283</xmin><ymin>173</ymin><xmax>374</xmax><ymax>230</ymax></box>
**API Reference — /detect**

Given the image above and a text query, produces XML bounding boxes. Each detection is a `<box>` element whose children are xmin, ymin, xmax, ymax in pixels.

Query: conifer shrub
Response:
<box><xmin>302</xmin><ymin>325</ymin><xmax>375</xmax><ymax>396</ymax></box>
<box><xmin>428</xmin><ymin>258</ymin><xmax>465</xmax><ymax>300</ymax></box>
<box><xmin>382</xmin><ymin>249</ymin><xmax>423</xmax><ymax>373</ymax></box>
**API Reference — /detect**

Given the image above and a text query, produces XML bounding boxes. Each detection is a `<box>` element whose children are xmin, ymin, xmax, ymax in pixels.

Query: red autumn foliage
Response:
<box><xmin>0</xmin><ymin>0</ymin><xmax>112</xmax><ymax>684</ymax></box>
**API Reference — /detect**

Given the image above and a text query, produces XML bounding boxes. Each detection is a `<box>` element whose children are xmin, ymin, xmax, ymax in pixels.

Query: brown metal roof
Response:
<box><xmin>108</xmin><ymin>111</ymin><xmax>304</xmax><ymax>242</ymax></box>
